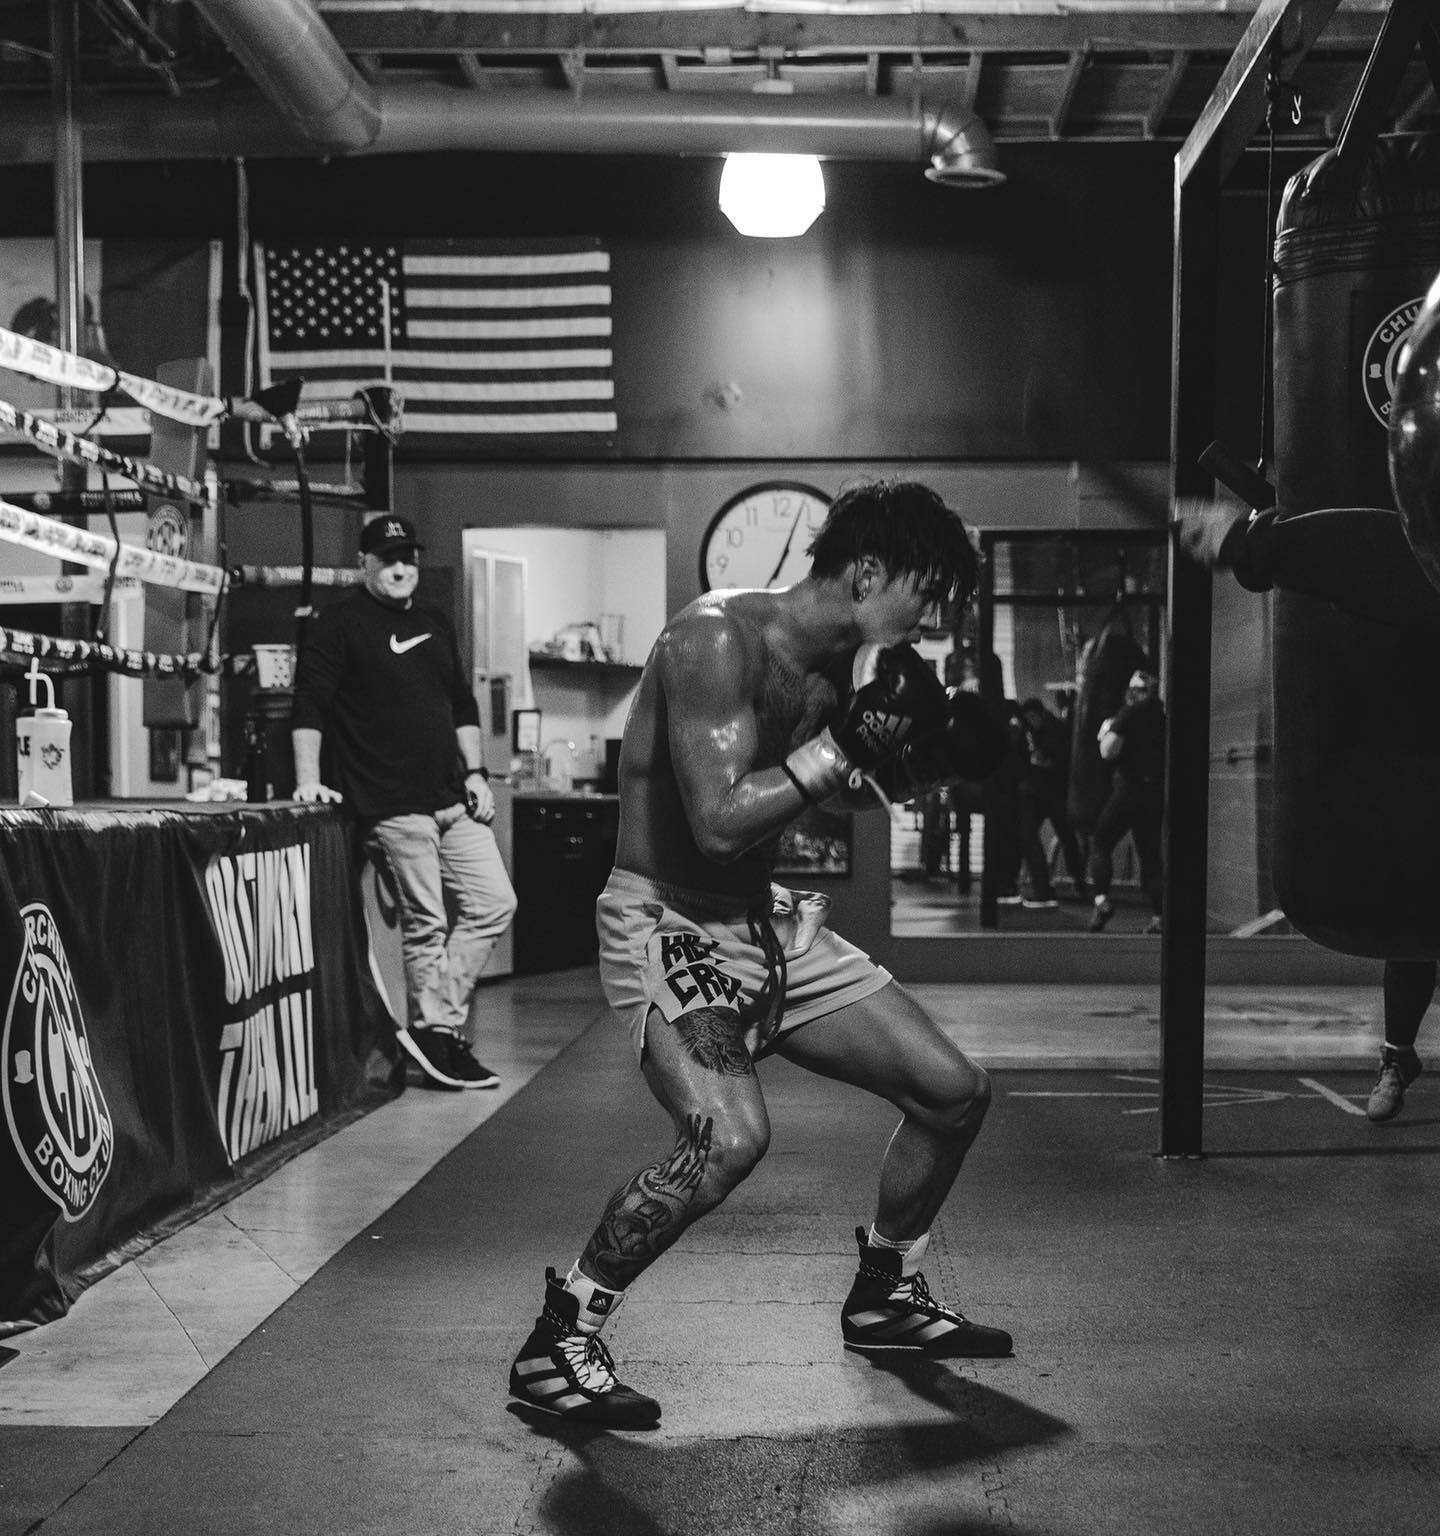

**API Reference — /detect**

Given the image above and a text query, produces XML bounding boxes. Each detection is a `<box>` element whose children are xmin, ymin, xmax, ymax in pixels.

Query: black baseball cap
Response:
<box><xmin>360</xmin><ymin>514</ymin><xmax>425</xmax><ymax>558</ymax></box>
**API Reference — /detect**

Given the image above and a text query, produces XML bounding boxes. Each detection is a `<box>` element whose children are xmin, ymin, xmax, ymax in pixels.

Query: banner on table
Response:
<box><xmin>0</xmin><ymin>804</ymin><xmax>398</xmax><ymax>1333</ymax></box>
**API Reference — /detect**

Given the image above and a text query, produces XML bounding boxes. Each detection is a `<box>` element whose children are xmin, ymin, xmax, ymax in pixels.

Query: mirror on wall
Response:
<box><xmin>890</xmin><ymin>529</ymin><xmax>1187</xmax><ymax>939</ymax></box>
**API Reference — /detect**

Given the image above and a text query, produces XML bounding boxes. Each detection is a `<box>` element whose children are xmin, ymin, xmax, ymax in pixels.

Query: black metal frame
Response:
<box><xmin>1163</xmin><ymin>0</ymin><xmax>1351</xmax><ymax>1157</ymax></box>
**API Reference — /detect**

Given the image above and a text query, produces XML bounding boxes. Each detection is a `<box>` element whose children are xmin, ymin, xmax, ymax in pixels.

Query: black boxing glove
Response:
<box><xmin>872</xmin><ymin>689</ymin><xmax>1010</xmax><ymax>803</ymax></box>
<box><xmin>783</xmin><ymin>644</ymin><xmax>947</xmax><ymax>802</ymax></box>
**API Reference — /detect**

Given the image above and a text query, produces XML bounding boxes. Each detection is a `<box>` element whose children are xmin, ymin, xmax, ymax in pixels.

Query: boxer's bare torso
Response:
<box><xmin>614</xmin><ymin>588</ymin><xmax>842</xmax><ymax>901</ymax></box>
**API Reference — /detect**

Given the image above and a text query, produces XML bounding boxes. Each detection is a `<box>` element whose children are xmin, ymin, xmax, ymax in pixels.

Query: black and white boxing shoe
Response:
<box><xmin>508</xmin><ymin>1269</ymin><xmax>661</xmax><ymax>1427</ymax></box>
<box><xmin>841</xmin><ymin>1228</ymin><xmax>1012</xmax><ymax>1358</ymax></box>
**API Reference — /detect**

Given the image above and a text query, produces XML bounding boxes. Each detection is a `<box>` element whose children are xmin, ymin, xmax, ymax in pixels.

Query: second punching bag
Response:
<box><xmin>1272</xmin><ymin>133</ymin><xmax>1440</xmax><ymax>958</ymax></box>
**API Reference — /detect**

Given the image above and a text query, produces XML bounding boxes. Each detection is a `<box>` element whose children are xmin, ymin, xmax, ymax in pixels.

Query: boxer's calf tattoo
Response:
<box><xmin>674</xmin><ymin>1007</ymin><xmax>755</xmax><ymax>1076</ymax></box>
<box><xmin>584</xmin><ymin>1114</ymin><xmax>716</xmax><ymax>1288</ymax></box>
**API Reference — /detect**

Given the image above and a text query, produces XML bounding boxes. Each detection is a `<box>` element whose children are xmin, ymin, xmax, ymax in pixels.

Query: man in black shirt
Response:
<box><xmin>1087</xmin><ymin>670</ymin><xmax>1165</xmax><ymax>933</ymax></box>
<box><xmin>291</xmin><ymin>514</ymin><xmax>517</xmax><ymax>1089</ymax></box>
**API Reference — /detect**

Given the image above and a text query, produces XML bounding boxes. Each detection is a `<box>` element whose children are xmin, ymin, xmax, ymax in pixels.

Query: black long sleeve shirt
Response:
<box><xmin>291</xmin><ymin>588</ymin><xmax>480</xmax><ymax>821</ymax></box>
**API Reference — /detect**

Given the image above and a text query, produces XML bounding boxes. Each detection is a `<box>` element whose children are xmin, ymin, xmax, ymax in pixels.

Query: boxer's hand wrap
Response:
<box><xmin>784</xmin><ymin>728</ymin><xmax>856</xmax><ymax>802</ymax></box>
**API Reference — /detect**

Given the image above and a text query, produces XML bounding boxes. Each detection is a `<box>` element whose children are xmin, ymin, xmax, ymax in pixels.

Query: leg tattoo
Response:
<box><xmin>674</xmin><ymin>1007</ymin><xmax>755</xmax><ymax>1076</ymax></box>
<box><xmin>583</xmin><ymin>1114</ymin><xmax>716</xmax><ymax>1288</ymax></box>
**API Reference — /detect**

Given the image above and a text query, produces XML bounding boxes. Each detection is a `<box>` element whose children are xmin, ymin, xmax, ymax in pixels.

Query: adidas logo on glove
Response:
<box><xmin>856</xmin><ymin>707</ymin><xmax>914</xmax><ymax>757</ymax></box>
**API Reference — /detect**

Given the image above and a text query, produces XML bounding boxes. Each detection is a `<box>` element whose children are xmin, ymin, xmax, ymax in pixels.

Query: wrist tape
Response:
<box><xmin>785</xmin><ymin>728</ymin><xmax>858</xmax><ymax>802</ymax></box>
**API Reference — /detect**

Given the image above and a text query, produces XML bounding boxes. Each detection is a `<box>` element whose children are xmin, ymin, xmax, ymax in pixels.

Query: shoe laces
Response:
<box><xmin>448</xmin><ymin>1035</ymin><xmax>482</xmax><ymax>1067</ymax></box>
<box><xmin>557</xmin><ymin>1329</ymin><xmax>619</xmax><ymax>1392</ymax></box>
<box><xmin>893</xmin><ymin>1270</ymin><xmax>965</xmax><ymax>1322</ymax></box>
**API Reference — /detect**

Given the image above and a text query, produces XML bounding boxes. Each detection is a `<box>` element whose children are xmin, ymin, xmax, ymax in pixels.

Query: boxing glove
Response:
<box><xmin>784</xmin><ymin>644</ymin><xmax>947</xmax><ymax>801</ymax></box>
<box><xmin>872</xmin><ymin>689</ymin><xmax>1010</xmax><ymax>803</ymax></box>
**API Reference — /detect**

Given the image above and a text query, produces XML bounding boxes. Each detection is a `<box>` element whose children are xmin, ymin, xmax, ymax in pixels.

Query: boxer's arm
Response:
<box><xmin>658</xmin><ymin>612</ymin><xmax>810</xmax><ymax>863</ymax></box>
<box><xmin>1179</xmin><ymin>500</ymin><xmax>1440</xmax><ymax>628</ymax></box>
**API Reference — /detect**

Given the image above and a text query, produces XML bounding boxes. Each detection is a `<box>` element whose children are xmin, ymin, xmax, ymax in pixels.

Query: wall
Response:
<box><xmin>463</xmin><ymin>526</ymin><xmax>665</xmax><ymax>771</ymax></box>
<box><xmin>0</xmin><ymin>144</ymin><xmax>1346</xmax><ymax>978</ymax></box>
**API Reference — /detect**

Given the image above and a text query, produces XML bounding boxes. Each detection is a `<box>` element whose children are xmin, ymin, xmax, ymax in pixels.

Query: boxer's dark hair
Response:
<box><xmin>807</xmin><ymin>479</ymin><xmax>979</xmax><ymax>607</ymax></box>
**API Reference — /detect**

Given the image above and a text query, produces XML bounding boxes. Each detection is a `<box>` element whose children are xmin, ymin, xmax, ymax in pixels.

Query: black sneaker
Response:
<box><xmin>509</xmin><ymin>1269</ymin><xmax>661</xmax><ymax>1427</ymax></box>
<box><xmin>1367</xmin><ymin>1046</ymin><xmax>1422</xmax><ymax>1122</ymax></box>
<box><xmin>840</xmin><ymin>1228</ymin><xmax>1012</xmax><ymax>1358</ymax></box>
<box><xmin>1088</xmin><ymin>895</ymin><xmax>1115</xmax><ymax>933</ymax></box>
<box><xmin>445</xmin><ymin>1033</ymin><xmax>501</xmax><ymax>1089</ymax></box>
<box><xmin>1022</xmin><ymin>894</ymin><xmax>1059</xmax><ymax>910</ymax></box>
<box><xmin>396</xmin><ymin>1026</ymin><xmax>499</xmax><ymax>1090</ymax></box>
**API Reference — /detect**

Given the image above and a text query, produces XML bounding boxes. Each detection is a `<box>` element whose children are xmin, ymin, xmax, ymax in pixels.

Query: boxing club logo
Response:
<box><xmin>2</xmin><ymin>902</ymin><xmax>114</xmax><ymax>1221</ymax></box>
<box><xmin>1362</xmin><ymin>296</ymin><xmax>1426</xmax><ymax>426</ymax></box>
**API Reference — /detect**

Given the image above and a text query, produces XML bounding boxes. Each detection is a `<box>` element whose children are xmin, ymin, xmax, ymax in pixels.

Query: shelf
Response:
<box><xmin>528</xmin><ymin>653</ymin><xmax>643</xmax><ymax>681</ymax></box>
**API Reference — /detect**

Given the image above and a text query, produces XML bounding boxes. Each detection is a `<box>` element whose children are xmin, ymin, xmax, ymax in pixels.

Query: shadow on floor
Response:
<box><xmin>509</xmin><ymin>1372</ymin><xmax>1071</xmax><ymax>1536</ymax></box>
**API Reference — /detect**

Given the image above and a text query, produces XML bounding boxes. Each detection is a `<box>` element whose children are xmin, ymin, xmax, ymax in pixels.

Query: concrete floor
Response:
<box><xmin>2</xmin><ymin>968</ymin><xmax>1433</xmax><ymax>1536</ymax></box>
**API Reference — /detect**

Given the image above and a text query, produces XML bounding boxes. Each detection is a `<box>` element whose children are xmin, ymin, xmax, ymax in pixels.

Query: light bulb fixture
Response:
<box><xmin>719</xmin><ymin>152</ymin><xmax>826</xmax><ymax>238</ymax></box>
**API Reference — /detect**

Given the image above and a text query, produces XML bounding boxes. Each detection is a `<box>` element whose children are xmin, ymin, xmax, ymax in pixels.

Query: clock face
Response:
<box><xmin>700</xmin><ymin>481</ymin><xmax>832</xmax><ymax>592</ymax></box>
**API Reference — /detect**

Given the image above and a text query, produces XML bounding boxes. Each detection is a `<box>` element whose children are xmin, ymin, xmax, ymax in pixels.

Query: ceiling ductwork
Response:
<box><xmin>0</xmin><ymin>80</ymin><xmax>1002</xmax><ymax>180</ymax></box>
<box><xmin>188</xmin><ymin>0</ymin><xmax>381</xmax><ymax>154</ymax></box>
<box><xmin>0</xmin><ymin>0</ymin><xmax>1003</xmax><ymax>180</ymax></box>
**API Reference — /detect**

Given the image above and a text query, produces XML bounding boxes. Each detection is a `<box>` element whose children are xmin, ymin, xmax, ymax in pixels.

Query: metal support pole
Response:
<box><xmin>51</xmin><ymin>0</ymin><xmax>84</xmax><ymax>474</ymax></box>
<box><xmin>50</xmin><ymin>0</ymin><xmax>100</xmax><ymax>795</ymax></box>
<box><xmin>1160</xmin><ymin>0</ymin><xmax>1342</xmax><ymax>1157</ymax></box>
<box><xmin>1161</xmin><ymin>153</ymin><xmax>1220</xmax><ymax>1158</ymax></box>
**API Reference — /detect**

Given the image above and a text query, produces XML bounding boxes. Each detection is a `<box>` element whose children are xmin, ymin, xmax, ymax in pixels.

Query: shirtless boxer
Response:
<box><xmin>508</xmin><ymin>480</ymin><xmax>1013</xmax><ymax>1428</ymax></box>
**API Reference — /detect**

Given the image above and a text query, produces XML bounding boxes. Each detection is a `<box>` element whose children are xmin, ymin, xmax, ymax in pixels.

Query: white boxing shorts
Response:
<box><xmin>596</xmin><ymin>866</ymin><xmax>893</xmax><ymax>1062</ymax></box>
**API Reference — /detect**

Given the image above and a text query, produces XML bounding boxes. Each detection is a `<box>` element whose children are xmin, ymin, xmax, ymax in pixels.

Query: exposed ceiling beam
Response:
<box><xmin>1177</xmin><ymin>0</ymin><xmax>1344</xmax><ymax>187</ymax></box>
<box><xmin>961</xmin><ymin>52</ymin><xmax>983</xmax><ymax>112</ymax></box>
<box><xmin>1144</xmin><ymin>51</ymin><xmax>1188</xmax><ymax>139</ymax></box>
<box><xmin>1050</xmin><ymin>50</ymin><xmax>1087</xmax><ymax>140</ymax></box>
<box><xmin>457</xmin><ymin>52</ymin><xmax>487</xmax><ymax>91</ymax></box>
<box><xmin>317</xmin><ymin>8</ymin><xmax>1387</xmax><ymax>60</ymax></box>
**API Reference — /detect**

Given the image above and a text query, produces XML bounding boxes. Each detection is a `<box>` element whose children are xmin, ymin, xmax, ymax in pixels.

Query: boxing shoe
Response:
<box><xmin>841</xmin><ymin>1228</ymin><xmax>1012</xmax><ymax>1358</ymax></box>
<box><xmin>1366</xmin><ymin>1046</ymin><xmax>1422</xmax><ymax>1123</ymax></box>
<box><xmin>508</xmin><ymin>1268</ymin><xmax>661</xmax><ymax>1427</ymax></box>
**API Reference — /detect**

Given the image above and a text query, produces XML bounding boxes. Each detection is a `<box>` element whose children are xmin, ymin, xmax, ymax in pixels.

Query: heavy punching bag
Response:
<box><xmin>1271</xmin><ymin>133</ymin><xmax>1440</xmax><ymax>957</ymax></box>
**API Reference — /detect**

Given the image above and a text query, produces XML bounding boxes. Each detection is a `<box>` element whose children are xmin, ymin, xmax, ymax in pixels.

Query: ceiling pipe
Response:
<box><xmin>188</xmin><ymin>0</ymin><xmax>381</xmax><ymax>154</ymax></box>
<box><xmin>0</xmin><ymin>81</ymin><xmax>1001</xmax><ymax>182</ymax></box>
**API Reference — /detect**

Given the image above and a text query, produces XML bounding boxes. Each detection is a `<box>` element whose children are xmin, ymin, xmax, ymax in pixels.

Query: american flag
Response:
<box><xmin>254</xmin><ymin>238</ymin><xmax>616</xmax><ymax>441</ymax></box>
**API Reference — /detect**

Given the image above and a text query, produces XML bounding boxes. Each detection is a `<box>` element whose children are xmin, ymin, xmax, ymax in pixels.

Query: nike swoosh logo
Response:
<box><xmin>389</xmin><ymin>633</ymin><xmax>432</xmax><ymax>655</ymax></box>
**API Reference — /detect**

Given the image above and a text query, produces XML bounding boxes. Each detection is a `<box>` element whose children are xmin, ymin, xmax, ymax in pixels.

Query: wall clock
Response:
<box><xmin>699</xmin><ymin>481</ymin><xmax>832</xmax><ymax>592</ymax></box>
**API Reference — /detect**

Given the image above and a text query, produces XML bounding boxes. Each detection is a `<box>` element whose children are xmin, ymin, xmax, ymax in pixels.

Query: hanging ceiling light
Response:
<box><xmin>719</xmin><ymin>152</ymin><xmax>826</xmax><ymax>238</ymax></box>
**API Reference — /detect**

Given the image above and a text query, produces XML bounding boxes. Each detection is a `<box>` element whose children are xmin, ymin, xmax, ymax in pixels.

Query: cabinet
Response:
<box><xmin>512</xmin><ymin>795</ymin><xmax>619</xmax><ymax>974</ymax></box>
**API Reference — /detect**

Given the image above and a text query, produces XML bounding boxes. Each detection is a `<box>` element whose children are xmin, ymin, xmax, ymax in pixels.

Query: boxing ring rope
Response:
<box><xmin>0</xmin><ymin>335</ymin><xmax>404</xmax><ymax>684</ymax></box>
<box><xmin>0</xmin><ymin>498</ymin><xmax>225</xmax><ymax>678</ymax></box>
<box><xmin>0</xmin><ymin>398</ymin><xmax>217</xmax><ymax>507</ymax></box>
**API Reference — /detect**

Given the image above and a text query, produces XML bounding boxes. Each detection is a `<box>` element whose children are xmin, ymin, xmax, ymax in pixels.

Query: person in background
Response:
<box><xmin>291</xmin><ymin>513</ymin><xmax>517</xmax><ymax>1091</ymax></box>
<box><xmin>1087</xmin><ymin>670</ymin><xmax>1165</xmax><ymax>933</ymax></box>
<box><xmin>1014</xmin><ymin>696</ymin><xmax>1088</xmax><ymax>909</ymax></box>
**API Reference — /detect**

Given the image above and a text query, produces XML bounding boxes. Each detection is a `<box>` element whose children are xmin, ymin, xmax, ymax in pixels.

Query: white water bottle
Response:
<box><xmin>16</xmin><ymin>661</ymin><xmax>73</xmax><ymax>808</ymax></box>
